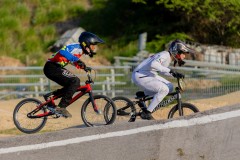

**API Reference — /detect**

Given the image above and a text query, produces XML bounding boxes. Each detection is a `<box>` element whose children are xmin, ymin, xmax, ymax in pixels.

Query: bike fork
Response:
<box><xmin>89</xmin><ymin>92</ymin><xmax>101</xmax><ymax>114</ymax></box>
<box><xmin>177</xmin><ymin>93</ymin><xmax>183</xmax><ymax>116</ymax></box>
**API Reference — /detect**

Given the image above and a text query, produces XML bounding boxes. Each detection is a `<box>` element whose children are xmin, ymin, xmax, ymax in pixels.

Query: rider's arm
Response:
<box><xmin>150</xmin><ymin>58</ymin><xmax>172</xmax><ymax>76</ymax></box>
<box><xmin>59</xmin><ymin>46</ymin><xmax>79</xmax><ymax>62</ymax></box>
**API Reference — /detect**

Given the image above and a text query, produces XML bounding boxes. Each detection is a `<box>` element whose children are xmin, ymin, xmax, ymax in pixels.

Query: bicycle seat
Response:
<box><xmin>135</xmin><ymin>91</ymin><xmax>149</xmax><ymax>99</ymax></box>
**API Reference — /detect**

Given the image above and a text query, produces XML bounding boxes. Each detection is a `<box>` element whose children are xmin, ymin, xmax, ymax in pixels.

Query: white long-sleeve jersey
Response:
<box><xmin>133</xmin><ymin>51</ymin><xmax>172</xmax><ymax>77</ymax></box>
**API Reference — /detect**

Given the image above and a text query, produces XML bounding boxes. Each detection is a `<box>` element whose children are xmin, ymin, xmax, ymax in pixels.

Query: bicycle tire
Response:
<box><xmin>112</xmin><ymin>96</ymin><xmax>136</xmax><ymax>122</ymax></box>
<box><xmin>13</xmin><ymin>98</ymin><xmax>48</xmax><ymax>134</ymax></box>
<box><xmin>81</xmin><ymin>95</ymin><xmax>117</xmax><ymax>127</ymax></box>
<box><xmin>168</xmin><ymin>103</ymin><xmax>199</xmax><ymax>119</ymax></box>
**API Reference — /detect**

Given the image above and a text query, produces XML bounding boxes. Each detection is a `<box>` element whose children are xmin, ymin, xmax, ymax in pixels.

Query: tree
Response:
<box><xmin>132</xmin><ymin>0</ymin><xmax>240</xmax><ymax>47</ymax></box>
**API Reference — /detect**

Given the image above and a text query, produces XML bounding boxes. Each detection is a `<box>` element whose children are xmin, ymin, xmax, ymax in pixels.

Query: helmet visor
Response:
<box><xmin>178</xmin><ymin>43</ymin><xmax>196</xmax><ymax>55</ymax></box>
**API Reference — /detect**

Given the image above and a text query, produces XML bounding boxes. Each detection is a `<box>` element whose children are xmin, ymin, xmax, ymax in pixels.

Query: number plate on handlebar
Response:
<box><xmin>178</xmin><ymin>78</ymin><xmax>186</xmax><ymax>92</ymax></box>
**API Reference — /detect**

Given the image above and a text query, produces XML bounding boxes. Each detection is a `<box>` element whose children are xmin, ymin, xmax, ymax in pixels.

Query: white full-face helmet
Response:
<box><xmin>169</xmin><ymin>39</ymin><xmax>196</xmax><ymax>66</ymax></box>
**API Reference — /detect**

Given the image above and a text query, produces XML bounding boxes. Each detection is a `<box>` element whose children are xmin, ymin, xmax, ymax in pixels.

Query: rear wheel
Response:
<box><xmin>168</xmin><ymin>103</ymin><xmax>199</xmax><ymax>119</ymax></box>
<box><xmin>112</xmin><ymin>96</ymin><xmax>136</xmax><ymax>122</ymax></box>
<box><xmin>81</xmin><ymin>95</ymin><xmax>117</xmax><ymax>127</ymax></box>
<box><xmin>13</xmin><ymin>98</ymin><xmax>47</xmax><ymax>134</ymax></box>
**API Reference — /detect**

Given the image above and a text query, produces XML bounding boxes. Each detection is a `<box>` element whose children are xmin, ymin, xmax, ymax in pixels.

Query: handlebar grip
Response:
<box><xmin>84</xmin><ymin>67</ymin><xmax>92</xmax><ymax>72</ymax></box>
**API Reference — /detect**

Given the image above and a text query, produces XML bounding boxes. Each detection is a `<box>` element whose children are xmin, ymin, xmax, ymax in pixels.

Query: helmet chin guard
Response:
<box><xmin>173</xmin><ymin>59</ymin><xmax>186</xmax><ymax>67</ymax></box>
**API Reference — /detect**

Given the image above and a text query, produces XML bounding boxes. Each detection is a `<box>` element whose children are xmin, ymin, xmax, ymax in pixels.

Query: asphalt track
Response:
<box><xmin>0</xmin><ymin>104</ymin><xmax>240</xmax><ymax>160</ymax></box>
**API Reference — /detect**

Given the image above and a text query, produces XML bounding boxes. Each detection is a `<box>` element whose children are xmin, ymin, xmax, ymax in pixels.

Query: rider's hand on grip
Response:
<box><xmin>84</xmin><ymin>67</ymin><xmax>92</xmax><ymax>72</ymax></box>
<box><xmin>77</xmin><ymin>60</ymin><xmax>86</xmax><ymax>69</ymax></box>
<box><xmin>170</xmin><ymin>69</ymin><xmax>185</xmax><ymax>78</ymax></box>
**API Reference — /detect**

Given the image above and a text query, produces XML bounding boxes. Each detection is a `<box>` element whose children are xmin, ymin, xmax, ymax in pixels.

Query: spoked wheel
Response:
<box><xmin>13</xmin><ymin>98</ymin><xmax>48</xmax><ymax>134</ymax></box>
<box><xmin>112</xmin><ymin>96</ymin><xmax>136</xmax><ymax>122</ymax></box>
<box><xmin>81</xmin><ymin>95</ymin><xmax>117</xmax><ymax>127</ymax></box>
<box><xmin>168</xmin><ymin>103</ymin><xmax>199</xmax><ymax>119</ymax></box>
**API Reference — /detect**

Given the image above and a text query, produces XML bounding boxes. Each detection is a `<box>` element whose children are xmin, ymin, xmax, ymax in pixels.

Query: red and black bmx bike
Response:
<box><xmin>13</xmin><ymin>68</ymin><xmax>117</xmax><ymax>134</ymax></box>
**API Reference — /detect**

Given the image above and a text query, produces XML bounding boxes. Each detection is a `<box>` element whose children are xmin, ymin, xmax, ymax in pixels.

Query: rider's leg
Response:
<box><xmin>43</xmin><ymin>62</ymin><xmax>80</xmax><ymax>117</ymax></box>
<box><xmin>146</xmin><ymin>84</ymin><xmax>169</xmax><ymax>112</ymax></box>
<box><xmin>55</xmin><ymin>72</ymin><xmax>80</xmax><ymax>118</ymax></box>
<box><xmin>132</xmin><ymin>73</ymin><xmax>173</xmax><ymax>113</ymax></box>
<box><xmin>58</xmin><ymin>76</ymin><xmax>80</xmax><ymax>108</ymax></box>
<box><xmin>144</xmin><ymin>77</ymin><xmax>173</xmax><ymax>112</ymax></box>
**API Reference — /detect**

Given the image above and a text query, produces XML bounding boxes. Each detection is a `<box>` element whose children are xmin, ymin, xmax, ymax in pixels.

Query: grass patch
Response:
<box><xmin>0</xmin><ymin>128</ymin><xmax>23</xmax><ymax>136</ymax></box>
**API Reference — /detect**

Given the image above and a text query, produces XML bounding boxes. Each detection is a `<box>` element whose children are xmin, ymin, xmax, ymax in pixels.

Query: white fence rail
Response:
<box><xmin>0</xmin><ymin>60</ymin><xmax>240</xmax><ymax>100</ymax></box>
<box><xmin>0</xmin><ymin>66</ymin><xmax>131</xmax><ymax>100</ymax></box>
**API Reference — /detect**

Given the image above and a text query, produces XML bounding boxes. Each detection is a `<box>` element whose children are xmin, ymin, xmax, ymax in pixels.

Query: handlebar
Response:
<box><xmin>84</xmin><ymin>67</ymin><xmax>96</xmax><ymax>84</ymax></box>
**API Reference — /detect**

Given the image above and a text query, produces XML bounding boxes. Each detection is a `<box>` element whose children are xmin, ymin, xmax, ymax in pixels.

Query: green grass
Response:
<box><xmin>0</xmin><ymin>0</ymin><xmax>88</xmax><ymax>66</ymax></box>
<box><xmin>0</xmin><ymin>128</ymin><xmax>23</xmax><ymax>136</ymax></box>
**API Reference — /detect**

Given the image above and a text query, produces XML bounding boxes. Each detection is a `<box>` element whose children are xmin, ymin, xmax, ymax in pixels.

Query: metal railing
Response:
<box><xmin>0</xmin><ymin>66</ymin><xmax>131</xmax><ymax>100</ymax></box>
<box><xmin>0</xmin><ymin>61</ymin><xmax>240</xmax><ymax>100</ymax></box>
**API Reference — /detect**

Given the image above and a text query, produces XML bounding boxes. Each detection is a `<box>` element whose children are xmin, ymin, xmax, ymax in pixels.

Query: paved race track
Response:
<box><xmin>0</xmin><ymin>104</ymin><xmax>240</xmax><ymax>160</ymax></box>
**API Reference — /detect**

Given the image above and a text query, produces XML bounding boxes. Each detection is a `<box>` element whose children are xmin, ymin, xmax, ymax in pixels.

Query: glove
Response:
<box><xmin>77</xmin><ymin>60</ymin><xmax>86</xmax><ymax>69</ymax></box>
<box><xmin>84</xmin><ymin>66</ymin><xmax>92</xmax><ymax>72</ymax></box>
<box><xmin>170</xmin><ymin>69</ymin><xmax>185</xmax><ymax>78</ymax></box>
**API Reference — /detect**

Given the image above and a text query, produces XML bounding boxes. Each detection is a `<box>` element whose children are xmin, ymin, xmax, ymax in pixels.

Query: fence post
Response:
<box><xmin>40</xmin><ymin>78</ymin><xmax>44</xmax><ymax>92</ymax></box>
<box><xmin>34</xmin><ymin>86</ymin><xmax>39</xmax><ymax>97</ymax></box>
<box><xmin>106</xmin><ymin>77</ymin><xmax>111</xmax><ymax>97</ymax></box>
<box><xmin>111</xmin><ymin>69</ymin><xmax>115</xmax><ymax>97</ymax></box>
<box><xmin>102</xmin><ymin>84</ymin><xmax>106</xmax><ymax>96</ymax></box>
<box><xmin>138</xmin><ymin>32</ymin><xmax>147</xmax><ymax>51</ymax></box>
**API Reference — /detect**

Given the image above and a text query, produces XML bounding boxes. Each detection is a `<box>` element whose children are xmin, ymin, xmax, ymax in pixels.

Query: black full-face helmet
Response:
<box><xmin>78</xmin><ymin>31</ymin><xmax>104</xmax><ymax>57</ymax></box>
<box><xmin>168</xmin><ymin>39</ymin><xmax>196</xmax><ymax>66</ymax></box>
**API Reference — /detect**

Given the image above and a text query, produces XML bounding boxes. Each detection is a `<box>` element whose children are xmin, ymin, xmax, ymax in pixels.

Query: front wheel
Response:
<box><xmin>81</xmin><ymin>95</ymin><xmax>117</xmax><ymax>127</ymax></box>
<box><xmin>13</xmin><ymin>98</ymin><xmax>48</xmax><ymax>134</ymax></box>
<box><xmin>168</xmin><ymin>103</ymin><xmax>199</xmax><ymax>119</ymax></box>
<box><xmin>112</xmin><ymin>96</ymin><xmax>136</xmax><ymax>122</ymax></box>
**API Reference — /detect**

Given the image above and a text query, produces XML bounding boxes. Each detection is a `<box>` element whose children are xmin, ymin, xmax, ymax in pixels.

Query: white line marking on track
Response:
<box><xmin>1</xmin><ymin>109</ymin><xmax>240</xmax><ymax>154</ymax></box>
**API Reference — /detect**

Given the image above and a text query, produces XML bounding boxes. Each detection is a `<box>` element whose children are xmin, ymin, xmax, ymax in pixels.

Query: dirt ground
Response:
<box><xmin>0</xmin><ymin>91</ymin><xmax>240</xmax><ymax>137</ymax></box>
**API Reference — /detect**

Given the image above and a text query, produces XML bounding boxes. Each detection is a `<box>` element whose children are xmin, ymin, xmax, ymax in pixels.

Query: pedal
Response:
<box><xmin>48</xmin><ymin>107</ymin><xmax>64</xmax><ymax>118</ymax></box>
<box><xmin>47</xmin><ymin>107</ymin><xmax>56</xmax><ymax>113</ymax></box>
<box><xmin>128</xmin><ymin>112</ymin><xmax>136</xmax><ymax>122</ymax></box>
<box><xmin>128</xmin><ymin>116</ymin><xmax>136</xmax><ymax>122</ymax></box>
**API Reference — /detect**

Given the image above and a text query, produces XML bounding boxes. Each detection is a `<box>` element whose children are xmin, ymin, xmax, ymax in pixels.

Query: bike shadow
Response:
<box><xmin>65</xmin><ymin>124</ymin><xmax>87</xmax><ymax>129</ymax></box>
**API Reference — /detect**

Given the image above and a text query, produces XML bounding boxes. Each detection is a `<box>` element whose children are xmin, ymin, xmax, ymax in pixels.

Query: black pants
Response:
<box><xmin>43</xmin><ymin>61</ymin><xmax>80</xmax><ymax>108</ymax></box>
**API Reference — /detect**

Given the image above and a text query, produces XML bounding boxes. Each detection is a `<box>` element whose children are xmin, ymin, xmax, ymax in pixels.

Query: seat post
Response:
<box><xmin>138</xmin><ymin>101</ymin><xmax>148</xmax><ymax>111</ymax></box>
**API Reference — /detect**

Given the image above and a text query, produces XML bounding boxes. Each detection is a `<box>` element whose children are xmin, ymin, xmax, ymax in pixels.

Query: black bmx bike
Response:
<box><xmin>13</xmin><ymin>68</ymin><xmax>117</xmax><ymax>134</ymax></box>
<box><xmin>112</xmin><ymin>77</ymin><xmax>199</xmax><ymax>122</ymax></box>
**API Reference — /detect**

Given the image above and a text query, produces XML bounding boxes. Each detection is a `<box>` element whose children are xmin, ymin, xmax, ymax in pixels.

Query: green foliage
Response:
<box><xmin>0</xmin><ymin>0</ymin><xmax>239</xmax><ymax>66</ymax></box>
<box><xmin>67</xmin><ymin>6</ymin><xmax>85</xmax><ymax>17</ymax></box>
<box><xmin>100</xmin><ymin>40</ymin><xmax>138</xmax><ymax>63</ymax></box>
<box><xmin>14</xmin><ymin>3</ymin><xmax>30</xmax><ymax>19</ymax></box>
<box><xmin>0</xmin><ymin>0</ymin><xmax>88</xmax><ymax>66</ymax></box>
<box><xmin>146</xmin><ymin>33</ymin><xmax>192</xmax><ymax>52</ymax></box>
<box><xmin>132</xmin><ymin>0</ymin><xmax>146</xmax><ymax>4</ymax></box>
<box><xmin>0</xmin><ymin>17</ymin><xmax>20</xmax><ymax>30</ymax></box>
<box><xmin>133</xmin><ymin>0</ymin><xmax>240</xmax><ymax>46</ymax></box>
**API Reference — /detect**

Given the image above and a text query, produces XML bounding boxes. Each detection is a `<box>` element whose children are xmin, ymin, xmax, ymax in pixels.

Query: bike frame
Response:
<box><xmin>28</xmin><ymin>74</ymin><xmax>97</xmax><ymax>118</ymax></box>
<box><xmin>130</xmin><ymin>88</ymin><xmax>182</xmax><ymax>114</ymax></box>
